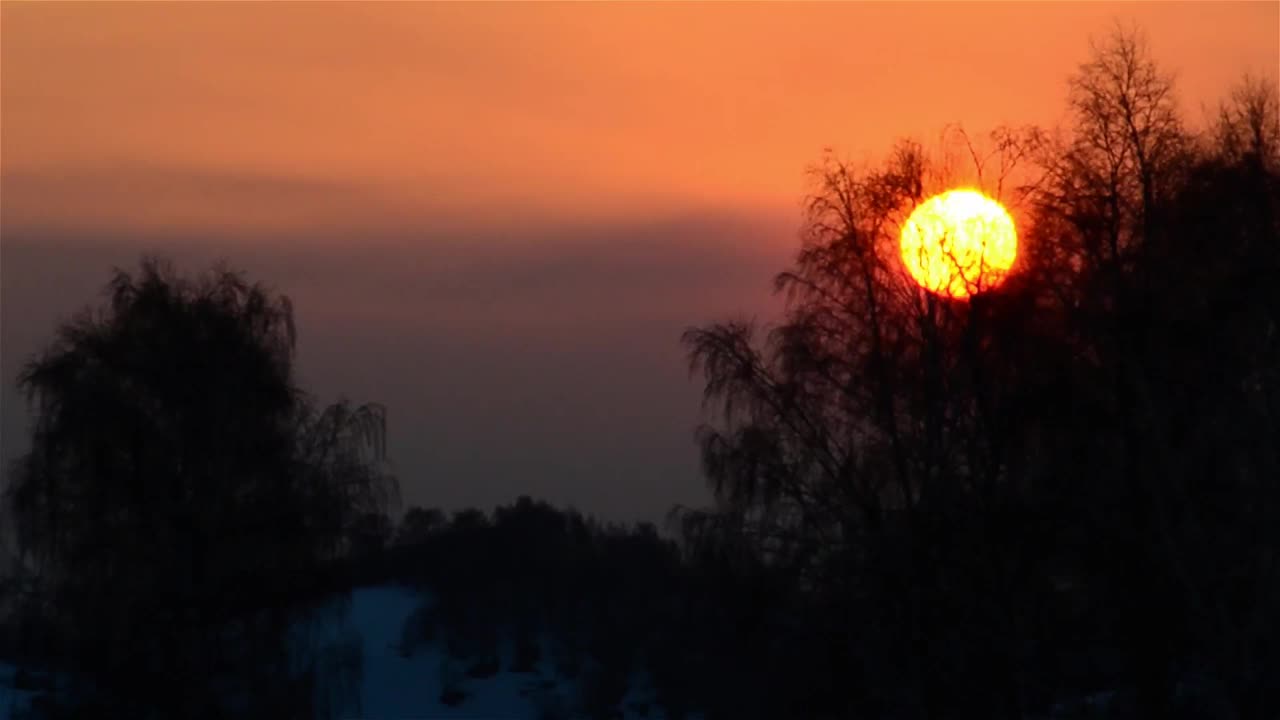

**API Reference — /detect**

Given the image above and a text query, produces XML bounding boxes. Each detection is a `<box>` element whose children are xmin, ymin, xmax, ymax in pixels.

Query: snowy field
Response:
<box><xmin>343</xmin><ymin>584</ymin><xmax>571</xmax><ymax>719</ymax></box>
<box><xmin>0</xmin><ymin>664</ymin><xmax>37</xmax><ymax>720</ymax></box>
<box><xmin>0</xmin><ymin>585</ymin><xmax>670</xmax><ymax>720</ymax></box>
<box><xmin>0</xmin><ymin>582</ymin><xmax>1128</xmax><ymax>719</ymax></box>
<box><xmin>339</xmin><ymin>585</ymin><xmax>667</xmax><ymax>720</ymax></box>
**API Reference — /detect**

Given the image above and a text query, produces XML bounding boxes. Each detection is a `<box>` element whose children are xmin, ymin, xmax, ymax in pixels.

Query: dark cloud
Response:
<box><xmin>0</xmin><ymin>165</ymin><xmax>390</xmax><ymax>238</ymax></box>
<box><xmin>1</xmin><ymin>211</ymin><xmax>791</xmax><ymax>522</ymax></box>
<box><xmin>1</xmin><ymin>165</ymin><xmax>363</xmax><ymax>202</ymax></box>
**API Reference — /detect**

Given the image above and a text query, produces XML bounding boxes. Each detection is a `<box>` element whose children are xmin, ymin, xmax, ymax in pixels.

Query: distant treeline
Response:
<box><xmin>325</xmin><ymin>495</ymin><xmax>847</xmax><ymax>720</ymax></box>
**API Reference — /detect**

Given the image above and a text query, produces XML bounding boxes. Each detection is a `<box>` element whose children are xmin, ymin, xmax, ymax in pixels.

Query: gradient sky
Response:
<box><xmin>3</xmin><ymin>2</ymin><xmax>1277</xmax><ymax>522</ymax></box>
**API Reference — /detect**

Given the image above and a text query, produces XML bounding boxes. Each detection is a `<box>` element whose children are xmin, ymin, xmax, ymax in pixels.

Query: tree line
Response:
<box><xmin>674</xmin><ymin>27</ymin><xmax>1279</xmax><ymax>720</ymax></box>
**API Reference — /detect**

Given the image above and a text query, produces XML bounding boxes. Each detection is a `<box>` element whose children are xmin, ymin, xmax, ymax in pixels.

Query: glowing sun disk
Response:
<box><xmin>899</xmin><ymin>189</ymin><xmax>1017</xmax><ymax>298</ymax></box>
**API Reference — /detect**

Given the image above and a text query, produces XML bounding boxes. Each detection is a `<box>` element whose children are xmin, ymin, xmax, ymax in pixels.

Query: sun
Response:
<box><xmin>899</xmin><ymin>189</ymin><xmax>1017</xmax><ymax>298</ymax></box>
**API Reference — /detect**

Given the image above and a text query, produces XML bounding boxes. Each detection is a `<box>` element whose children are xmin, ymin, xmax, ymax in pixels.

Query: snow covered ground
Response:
<box><xmin>0</xmin><ymin>584</ymin><xmax>671</xmax><ymax>720</ymax></box>
<box><xmin>0</xmin><ymin>664</ymin><xmax>37</xmax><ymax>720</ymax></box>
<box><xmin>344</xmin><ymin>584</ymin><xmax>570</xmax><ymax>719</ymax></box>
<box><xmin>340</xmin><ymin>584</ymin><xmax>669</xmax><ymax>720</ymax></box>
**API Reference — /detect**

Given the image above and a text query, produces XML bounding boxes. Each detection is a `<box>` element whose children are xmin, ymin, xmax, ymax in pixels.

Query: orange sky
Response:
<box><xmin>4</xmin><ymin>2</ymin><xmax>1276</xmax><ymax>242</ymax></box>
<box><xmin>2</xmin><ymin>2</ymin><xmax>1277</xmax><ymax>520</ymax></box>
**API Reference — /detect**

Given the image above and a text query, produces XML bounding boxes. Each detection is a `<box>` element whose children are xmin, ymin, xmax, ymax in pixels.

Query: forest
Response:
<box><xmin>1</xmin><ymin>26</ymin><xmax>1278</xmax><ymax>720</ymax></box>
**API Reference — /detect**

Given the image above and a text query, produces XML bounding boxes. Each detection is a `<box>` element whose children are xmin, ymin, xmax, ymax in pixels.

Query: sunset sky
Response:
<box><xmin>3</xmin><ymin>2</ymin><xmax>1277</xmax><ymax>521</ymax></box>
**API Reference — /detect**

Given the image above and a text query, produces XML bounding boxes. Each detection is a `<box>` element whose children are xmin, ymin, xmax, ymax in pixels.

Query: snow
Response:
<box><xmin>343</xmin><ymin>584</ymin><xmax>575</xmax><ymax>720</ymax></box>
<box><xmin>0</xmin><ymin>585</ymin><xmax>677</xmax><ymax>719</ymax></box>
<box><xmin>0</xmin><ymin>663</ymin><xmax>36</xmax><ymax>720</ymax></box>
<box><xmin>341</xmin><ymin>585</ymin><xmax>673</xmax><ymax>720</ymax></box>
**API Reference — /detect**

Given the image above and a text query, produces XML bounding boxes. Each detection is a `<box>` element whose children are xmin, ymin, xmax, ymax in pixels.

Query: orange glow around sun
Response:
<box><xmin>899</xmin><ymin>189</ymin><xmax>1017</xmax><ymax>298</ymax></box>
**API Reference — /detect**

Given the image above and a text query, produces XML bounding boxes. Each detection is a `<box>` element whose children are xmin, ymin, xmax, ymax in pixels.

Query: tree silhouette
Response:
<box><xmin>1023</xmin><ymin>28</ymin><xmax>1280</xmax><ymax>717</ymax></box>
<box><xmin>682</xmin><ymin>26</ymin><xmax>1279</xmax><ymax>720</ymax></box>
<box><xmin>395</xmin><ymin>506</ymin><xmax>446</xmax><ymax>547</ymax></box>
<box><xmin>5</xmin><ymin>257</ymin><xmax>398</xmax><ymax>717</ymax></box>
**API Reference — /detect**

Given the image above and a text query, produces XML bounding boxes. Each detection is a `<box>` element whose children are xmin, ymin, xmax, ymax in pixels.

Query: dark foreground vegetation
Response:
<box><xmin>1</xmin><ymin>26</ymin><xmax>1278</xmax><ymax>720</ymax></box>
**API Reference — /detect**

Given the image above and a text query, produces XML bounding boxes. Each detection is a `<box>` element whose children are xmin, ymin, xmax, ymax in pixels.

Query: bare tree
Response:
<box><xmin>1214</xmin><ymin>73</ymin><xmax>1280</xmax><ymax>172</ymax></box>
<box><xmin>680</xmin><ymin>25</ymin><xmax>1279</xmax><ymax>720</ymax></box>
<box><xmin>5</xmin><ymin>258</ymin><xmax>398</xmax><ymax>717</ymax></box>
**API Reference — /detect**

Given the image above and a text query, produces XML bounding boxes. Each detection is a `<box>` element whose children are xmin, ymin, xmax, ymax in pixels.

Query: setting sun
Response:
<box><xmin>899</xmin><ymin>189</ymin><xmax>1017</xmax><ymax>298</ymax></box>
